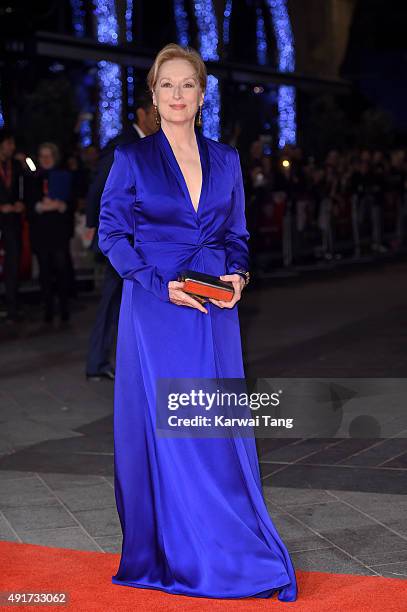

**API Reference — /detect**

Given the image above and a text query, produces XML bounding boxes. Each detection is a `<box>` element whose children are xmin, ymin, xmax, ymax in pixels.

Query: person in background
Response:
<box><xmin>81</xmin><ymin>145</ymin><xmax>100</xmax><ymax>181</ymax></box>
<box><xmin>26</xmin><ymin>142</ymin><xmax>73</xmax><ymax>324</ymax></box>
<box><xmin>68</xmin><ymin>146</ymin><xmax>100</xmax><ymax>213</ymax></box>
<box><xmin>0</xmin><ymin>129</ymin><xmax>25</xmax><ymax>322</ymax></box>
<box><xmin>85</xmin><ymin>92</ymin><xmax>157</xmax><ymax>381</ymax></box>
<box><xmin>65</xmin><ymin>147</ymin><xmax>101</xmax><ymax>300</ymax></box>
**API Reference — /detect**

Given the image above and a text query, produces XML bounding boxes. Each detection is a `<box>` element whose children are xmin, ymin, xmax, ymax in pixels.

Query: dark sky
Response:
<box><xmin>342</xmin><ymin>0</ymin><xmax>407</xmax><ymax>130</ymax></box>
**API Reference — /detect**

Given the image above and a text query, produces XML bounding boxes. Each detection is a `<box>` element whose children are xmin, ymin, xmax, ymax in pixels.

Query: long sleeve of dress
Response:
<box><xmin>224</xmin><ymin>147</ymin><xmax>251</xmax><ymax>274</ymax></box>
<box><xmin>98</xmin><ymin>145</ymin><xmax>170</xmax><ymax>302</ymax></box>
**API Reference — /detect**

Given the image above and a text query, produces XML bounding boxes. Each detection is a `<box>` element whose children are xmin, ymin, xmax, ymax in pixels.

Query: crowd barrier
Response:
<box><xmin>253</xmin><ymin>190</ymin><xmax>407</xmax><ymax>268</ymax></box>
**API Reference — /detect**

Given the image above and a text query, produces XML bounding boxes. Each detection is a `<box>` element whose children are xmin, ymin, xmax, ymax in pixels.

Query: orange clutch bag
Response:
<box><xmin>177</xmin><ymin>270</ymin><xmax>234</xmax><ymax>302</ymax></box>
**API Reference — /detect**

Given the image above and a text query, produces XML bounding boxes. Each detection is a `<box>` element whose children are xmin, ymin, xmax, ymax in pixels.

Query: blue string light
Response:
<box><xmin>174</xmin><ymin>0</ymin><xmax>190</xmax><ymax>47</ymax></box>
<box><xmin>202</xmin><ymin>75</ymin><xmax>220</xmax><ymax>142</ymax></box>
<box><xmin>193</xmin><ymin>1</ymin><xmax>220</xmax><ymax>140</ymax></box>
<box><xmin>97</xmin><ymin>61</ymin><xmax>122</xmax><ymax>147</ymax></box>
<box><xmin>70</xmin><ymin>1</ymin><xmax>92</xmax><ymax>145</ymax></box>
<box><xmin>256</xmin><ymin>8</ymin><xmax>268</xmax><ymax>66</ymax></box>
<box><xmin>94</xmin><ymin>0</ymin><xmax>122</xmax><ymax>147</ymax></box>
<box><xmin>94</xmin><ymin>0</ymin><xmax>119</xmax><ymax>44</ymax></box>
<box><xmin>127</xmin><ymin>66</ymin><xmax>135</xmax><ymax>121</ymax></box>
<box><xmin>266</xmin><ymin>0</ymin><xmax>295</xmax><ymax>72</ymax></box>
<box><xmin>125</xmin><ymin>1</ymin><xmax>135</xmax><ymax>121</ymax></box>
<box><xmin>193</xmin><ymin>1</ymin><xmax>219</xmax><ymax>61</ymax></box>
<box><xmin>79</xmin><ymin>118</ymin><xmax>92</xmax><ymax>147</ymax></box>
<box><xmin>265</xmin><ymin>0</ymin><xmax>296</xmax><ymax>147</ymax></box>
<box><xmin>125</xmin><ymin>0</ymin><xmax>133</xmax><ymax>42</ymax></box>
<box><xmin>277</xmin><ymin>85</ymin><xmax>296</xmax><ymax>147</ymax></box>
<box><xmin>70</xmin><ymin>0</ymin><xmax>85</xmax><ymax>38</ymax></box>
<box><xmin>223</xmin><ymin>0</ymin><xmax>233</xmax><ymax>47</ymax></box>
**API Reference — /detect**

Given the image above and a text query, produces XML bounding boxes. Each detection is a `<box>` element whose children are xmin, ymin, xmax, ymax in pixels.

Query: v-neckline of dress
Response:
<box><xmin>158</xmin><ymin>125</ymin><xmax>208</xmax><ymax>218</ymax></box>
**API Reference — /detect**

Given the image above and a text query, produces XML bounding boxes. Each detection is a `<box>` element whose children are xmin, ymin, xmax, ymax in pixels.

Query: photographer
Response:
<box><xmin>0</xmin><ymin>129</ymin><xmax>25</xmax><ymax>322</ymax></box>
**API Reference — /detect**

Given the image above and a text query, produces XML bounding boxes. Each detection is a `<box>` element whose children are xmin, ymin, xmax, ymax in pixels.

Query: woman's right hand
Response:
<box><xmin>168</xmin><ymin>281</ymin><xmax>208</xmax><ymax>314</ymax></box>
<box><xmin>41</xmin><ymin>197</ymin><xmax>57</xmax><ymax>211</ymax></box>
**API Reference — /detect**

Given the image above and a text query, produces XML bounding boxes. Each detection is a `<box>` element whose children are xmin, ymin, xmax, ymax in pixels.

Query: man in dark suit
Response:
<box><xmin>86</xmin><ymin>92</ymin><xmax>157</xmax><ymax>380</ymax></box>
<box><xmin>0</xmin><ymin>129</ymin><xmax>25</xmax><ymax>322</ymax></box>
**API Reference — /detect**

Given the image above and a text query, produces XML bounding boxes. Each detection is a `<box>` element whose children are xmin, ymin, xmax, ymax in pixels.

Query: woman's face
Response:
<box><xmin>152</xmin><ymin>58</ymin><xmax>204</xmax><ymax>126</ymax></box>
<box><xmin>0</xmin><ymin>137</ymin><xmax>15</xmax><ymax>160</ymax></box>
<box><xmin>38</xmin><ymin>147</ymin><xmax>56</xmax><ymax>170</ymax></box>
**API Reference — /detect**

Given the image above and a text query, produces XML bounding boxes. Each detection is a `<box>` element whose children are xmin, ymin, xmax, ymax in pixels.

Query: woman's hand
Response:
<box><xmin>14</xmin><ymin>201</ymin><xmax>25</xmax><ymax>213</ymax></box>
<box><xmin>0</xmin><ymin>203</ymin><xmax>14</xmax><ymax>213</ymax></box>
<box><xmin>55</xmin><ymin>199</ymin><xmax>68</xmax><ymax>213</ymax></box>
<box><xmin>42</xmin><ymin>196</ymin><xmax>57</xmax><ymax>211</ymax></box>
<box><xmin>168</xmin><ymin>281</ymin><xmax>208</xmax><ymax>314</ymax></box>
<box><xmin>208</xmin><ymin>274</ymin><xmax>245</xmax><ymax>309</ymax></box>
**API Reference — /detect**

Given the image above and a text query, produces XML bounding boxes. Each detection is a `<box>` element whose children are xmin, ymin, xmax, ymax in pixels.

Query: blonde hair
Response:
<box><xmin>38</xmin><ymin>142</ymin><xmax>61</xmax><ymax>166</ymax></box>
<box><xmin>146</xmin><ymin>43</ymin><xmax>207</xmax><ymax>94</ymax></box>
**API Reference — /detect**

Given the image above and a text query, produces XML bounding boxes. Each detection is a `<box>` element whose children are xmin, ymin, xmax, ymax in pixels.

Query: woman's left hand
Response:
<box><xmin>55</xmin><ymin>199</ymin><xmax>68</xmax><ymax>213</ymax></box>
<box><xmin>208</xmin><ymin>274</ymin><xmax>245</xmax><ymax>309</ymax></box>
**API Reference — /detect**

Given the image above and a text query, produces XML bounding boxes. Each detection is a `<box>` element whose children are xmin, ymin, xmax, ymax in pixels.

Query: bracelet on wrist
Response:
<box><xmin>233</xmin><ymin>269</ymin><xmax>250</xmax><ymax>286</ymax></box>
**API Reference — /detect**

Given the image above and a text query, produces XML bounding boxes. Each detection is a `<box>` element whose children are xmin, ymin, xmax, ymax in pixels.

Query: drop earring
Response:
<box><xmin>196</xmin><ymin>104</ymin><xmax>202</xmax><ymax>127</ymax></box>
<box><xmin>153</xmin><ymin>104</ymin><xmax>160</xmax><ymax>126</ymax></box>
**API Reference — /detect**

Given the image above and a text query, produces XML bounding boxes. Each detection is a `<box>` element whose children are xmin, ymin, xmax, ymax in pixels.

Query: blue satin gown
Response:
<box><xmin>98</xmin><ymin>125</ymin><xmax>298</xmax><ymax>601</ymax></box>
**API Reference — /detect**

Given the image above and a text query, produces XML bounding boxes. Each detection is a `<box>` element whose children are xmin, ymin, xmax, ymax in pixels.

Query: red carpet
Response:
<box><xmin>0</xmin><ymin>541</ymin><xmax>406</xmax><ymax>611</ymax></box>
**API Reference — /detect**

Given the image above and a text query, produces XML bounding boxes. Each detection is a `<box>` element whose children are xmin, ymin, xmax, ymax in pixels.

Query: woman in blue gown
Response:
<box><xmin>98</xmin><ymin>43</ymin><xmax>298</xmax><ymax>602</ymax></box>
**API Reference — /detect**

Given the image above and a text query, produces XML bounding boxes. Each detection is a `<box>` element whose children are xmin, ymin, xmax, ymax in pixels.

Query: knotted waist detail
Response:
<box><xmin>133</xmin><ymin>239</ymin><xmax>227</xmax><ymax>278</ymax></box>
<box><xmin>134</xmin><ymin>240</ymin><xmax>225</xmax><ymax>251</ymax></box>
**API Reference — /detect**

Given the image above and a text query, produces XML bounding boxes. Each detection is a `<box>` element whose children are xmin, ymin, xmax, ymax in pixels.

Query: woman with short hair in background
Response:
<box><xmin>27</xmin><ymin>142</ymin><xmax>73</xmax><ymax>323</ymax></box>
